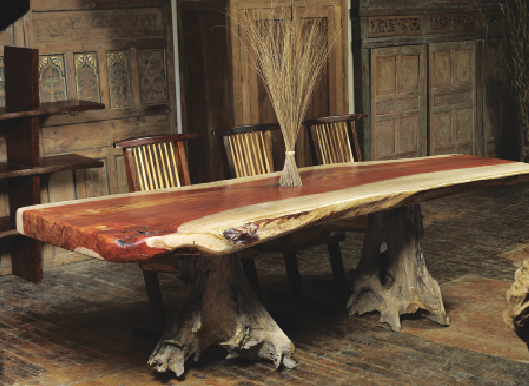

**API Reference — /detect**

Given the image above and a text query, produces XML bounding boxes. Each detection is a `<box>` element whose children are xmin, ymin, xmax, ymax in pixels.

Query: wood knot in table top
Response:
<box><xmin>223</xmin><ymin>223</ymin><xmax>259</xmax><ymax>245</ymax></box>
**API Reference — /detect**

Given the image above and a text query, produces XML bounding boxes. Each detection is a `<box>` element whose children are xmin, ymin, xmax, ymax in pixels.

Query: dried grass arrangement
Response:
<box><xmin>231</xmin><ymin>3</ymin><xmax>341</xmax><ymax>187</ymax></box>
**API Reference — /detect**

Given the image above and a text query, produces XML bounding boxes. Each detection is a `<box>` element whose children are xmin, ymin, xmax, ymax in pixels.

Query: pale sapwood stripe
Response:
<box><xmin>151</xmin><ymin>163</ymin><xmax>529</xmax><ymax>255</ymax></box>
<box><xmin>18</xmin><ymin>156</ymin><xmax>529</xmax><ymax>239</ymax></box>
<box><xmin>18</xmin><ymin>155</ymin><xmax>487</xmax><ymax>207</ymax></box>
<box><xmin>170</xmin><ymin>142</ymin><xmax>181</xmax><ymax>187</ymax></box>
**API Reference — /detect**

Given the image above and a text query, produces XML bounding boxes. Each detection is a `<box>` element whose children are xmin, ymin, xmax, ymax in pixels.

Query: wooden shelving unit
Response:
<box><xmin>2</xmin><ymin>46</ymin><xmax>105</xmax><ymax>283</ymax></box>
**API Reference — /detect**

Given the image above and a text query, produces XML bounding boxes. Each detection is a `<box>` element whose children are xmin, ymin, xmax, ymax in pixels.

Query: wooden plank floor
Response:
<box><xmin>2</xmin><ymin>183</ymin><xmax>529</xmax><ymax>385</ymax></box>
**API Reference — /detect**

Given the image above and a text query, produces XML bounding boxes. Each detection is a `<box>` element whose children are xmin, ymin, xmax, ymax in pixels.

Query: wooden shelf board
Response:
<box><xmin>0</xmin><ymin>154</ymin><xmax>104</xmax><ymax>179</ymax></box>
<box><xmin>0</xmin><ymin>100</ymin><xmax>105</xmax><ymax>120</ymax></box>
<box><xmin>0</xmin><ymin>216</ymin><xmax>18</xmax><ymax>239</ymax></box>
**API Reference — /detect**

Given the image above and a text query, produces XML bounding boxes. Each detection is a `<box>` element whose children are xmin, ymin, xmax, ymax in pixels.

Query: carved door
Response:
<box><xmin>429</xmin><ymin>41</ymin><xmax>476</xmax><ymax>156</ymax></box>
<box><xmin>235</xmin><ymin>2</ymin><xmax>347</xmax><ymax>168</ymax></box>
<box><xmin>370</xmin><ymin>44</ymin><xmax>427</xmax><ymax>160</ymax></box>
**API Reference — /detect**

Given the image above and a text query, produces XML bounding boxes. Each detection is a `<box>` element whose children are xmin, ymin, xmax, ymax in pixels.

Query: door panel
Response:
<box><xmin>429</xmin><ymin>41</ymin><xmax>476</xmax><ymax>155</ymax></box>
<box><xmin>371</xmin><ymin>44</ymin><xmax>427</xmax><ymax>160</ymax></box>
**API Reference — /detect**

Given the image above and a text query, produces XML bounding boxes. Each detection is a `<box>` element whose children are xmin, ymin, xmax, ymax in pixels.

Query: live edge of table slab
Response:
<box><xmin>16</xmin><ymin>155</ymin><xmax>529</xmax><ymax>375</ymax></box>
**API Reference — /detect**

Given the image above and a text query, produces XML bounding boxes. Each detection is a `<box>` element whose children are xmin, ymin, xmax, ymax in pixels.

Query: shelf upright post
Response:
<box><xmin>5</xmin><ymin>46</ymin><xmax>43</xmax><ymax>283</ymax></box>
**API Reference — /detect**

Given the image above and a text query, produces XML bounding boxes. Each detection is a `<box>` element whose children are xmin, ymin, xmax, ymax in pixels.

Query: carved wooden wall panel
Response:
<box><xmin>370</xmin><ymin>45</ymin><xmax>427</xmax><ymax>160</ymax></box>
<box><xmin>106</xmin><ymin>51</ymin><xmax>133</xmax><ymax>109</ymax></box>
<box><xmin>31</xmin><ymin>9</ymin><xmax>165</xmax><ymax>44</ymax></box>
<box><xmin>429</xmin><ymin>41</ymin><xmax>476</xmax><ymax>156</ymax></box>
<box><xmin>0</xmin><ymin>1</ymin><xmax>177</xmax><ymax>274</ymax></box>
<box><xmin>427</xmin><ymin>15</ymin><xmax>475</xmax><ymax>33</ymax></box>
<box><xmin>138</xmin><ymin>49</ymin><xmax>168</xmax><ymax>105</ymax></box>
<box><xmin>74</xmin><ymin>53</ymin><xmax>101</xmax><ymax>103</ymax></box>
<box><xmin>368</xmin><ymin>16</ymin><xmax>422</xmax><ymax>37</ymax></box>
<box><xmin>39</xmin><ymin>55</ymin><xmax>68</xmax><ymax>102</ymax></box>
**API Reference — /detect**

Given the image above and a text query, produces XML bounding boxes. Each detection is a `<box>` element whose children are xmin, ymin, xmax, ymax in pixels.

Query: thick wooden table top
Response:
<box><xmin>17</xmin><ymin>155</ymin><xmax>529</xmax><ymax>262</ymax></box>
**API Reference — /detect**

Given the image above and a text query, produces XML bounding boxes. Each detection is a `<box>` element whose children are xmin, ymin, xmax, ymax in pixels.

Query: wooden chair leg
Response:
<box><xmin>241</xmin><ymin>256</ymin><xmax>262</xmax><ymax>300</ymax></box>
<box><xmin>142</xmin><ymin>270</ymin><xmax>167</xmax><ymax>337</ymax></box>
<box><xmin>283</xmin><ymin>252</ymin><xmax>304</xmax><ymax>298</ymax></box>
<box><xmin>327</xmin><ymin>241</ymin><xmax>347</xmax><ymax>288</ymax></box>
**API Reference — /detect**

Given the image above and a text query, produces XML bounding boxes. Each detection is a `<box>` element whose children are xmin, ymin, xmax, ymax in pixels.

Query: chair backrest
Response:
<box><xmin>212</xmin><ymin>123</ymin><xmax>279</xmax><ymax>179</ymax></box>
<box><xmin>303</xmin><ymin>114</ymin><xmax>367</xmax><ymax>165</ymax></box>
<box><xmin>113</xmin><ymin>134</ymin><xmax>198</xmax><ymax>192</ymax></box>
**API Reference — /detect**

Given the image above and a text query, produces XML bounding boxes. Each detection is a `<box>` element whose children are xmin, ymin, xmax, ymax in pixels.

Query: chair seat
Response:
<box><xmin>254</xmin><ymin>229</ymin><xmax>345</xmax><ymax>254</ymax></box>
<box><xmin>138</xmin><ymin>249</ymin><xmax>259</xmax><ymax>273</ymax></box>
<box><xmin>320</xmin><ymin>215</ymin><xmax>367</xmax><ymax>233</ymax></box>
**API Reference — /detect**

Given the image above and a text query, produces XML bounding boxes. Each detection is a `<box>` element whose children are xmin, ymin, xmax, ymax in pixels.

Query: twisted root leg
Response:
<box><xmin>504</xmin><ymin>260</ymin><xmax>529</xmax><ymax>347</ymax></box>
<box><xmin>148</xmin><ymin>254</ymin><xmax>295</xmax><ymax>375</ymax></box>
<box><xmin>348</xmin><ymin>204</ymin><xmax>449</xmax><ymax>332</ymax></box>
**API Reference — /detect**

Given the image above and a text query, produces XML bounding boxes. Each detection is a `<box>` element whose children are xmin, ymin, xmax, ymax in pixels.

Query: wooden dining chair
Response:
<box><xmin>212</xmin><ymin>123</ymin><xmax>347</xmax><ymax>298</ymax></box>
<box><xmin>303</xmin><ymin>114</ymin><xmax>368</xmax><ymax>233</ymax></box>
<box><xmin>113</xmin><ymin>133</ymin><xmax>260</xmax><ymax>337</ymax></box>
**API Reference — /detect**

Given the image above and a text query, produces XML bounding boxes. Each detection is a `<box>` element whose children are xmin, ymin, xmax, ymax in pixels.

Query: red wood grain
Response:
<box><xmin>19</xmin><ymin>155</ymin><xmax>521</xmax><ymax>262</ymax></box>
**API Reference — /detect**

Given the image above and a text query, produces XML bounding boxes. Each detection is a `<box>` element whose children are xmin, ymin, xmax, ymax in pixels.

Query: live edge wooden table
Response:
<box><xmin>16</xmin><ymin>155</ymin><xmax>529</xmax><ymax>374</ymax></box>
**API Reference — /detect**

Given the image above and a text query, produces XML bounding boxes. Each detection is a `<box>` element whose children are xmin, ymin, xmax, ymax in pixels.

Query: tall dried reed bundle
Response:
<box><xmin>233</xmin><ymin>3</ymin><xmax>341</xmax><ymax>187</ymax></box>
<box><xmin>498</xmin><ymin>0</ymin><xmax>529</xmax><ymax>128</ymax></box>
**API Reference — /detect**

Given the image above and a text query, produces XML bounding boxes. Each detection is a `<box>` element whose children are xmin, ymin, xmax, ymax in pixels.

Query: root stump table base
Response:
<box><xmin>148</xmin><ymin>254</ymin><xmax>296</xmax><ymax>375</ymax></box>
<box><xmin>348</xmin><ymin>203</ymin><xmax>450</xmax><ymax>331</ymax></box>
